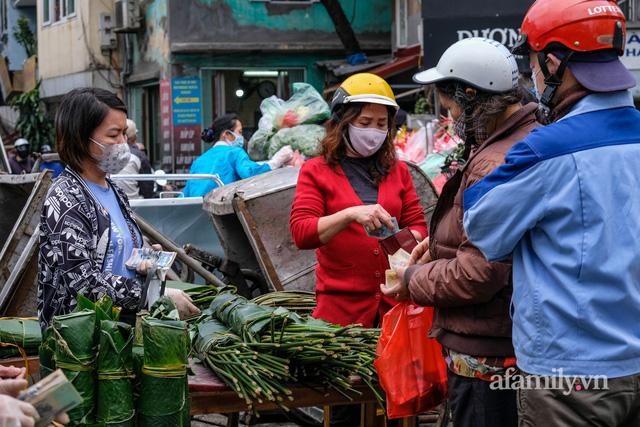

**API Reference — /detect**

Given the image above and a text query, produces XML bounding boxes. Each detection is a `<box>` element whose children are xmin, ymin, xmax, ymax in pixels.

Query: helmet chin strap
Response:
<box><xmin>537</xmin><ymin>51</ymin><xmax>573</xmax><ymax>117</ymax></box>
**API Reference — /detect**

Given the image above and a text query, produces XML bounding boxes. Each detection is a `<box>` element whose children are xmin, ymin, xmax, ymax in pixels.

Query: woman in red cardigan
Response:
<box><xmin>290</xmin><ymin>73</ymin><xmax>427</xmax><ymax>329</ymax></box>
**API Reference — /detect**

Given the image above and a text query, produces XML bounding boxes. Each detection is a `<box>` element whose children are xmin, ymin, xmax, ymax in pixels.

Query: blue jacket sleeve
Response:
<box><xmin>233</xmin><ymin>149</ymin><xmax>271</xmax><ymax>180</ymax></box>
<box><xmin>462</xmin><ymin>141</ymin><xmax>548</xmax><ymax>261</ymax></box>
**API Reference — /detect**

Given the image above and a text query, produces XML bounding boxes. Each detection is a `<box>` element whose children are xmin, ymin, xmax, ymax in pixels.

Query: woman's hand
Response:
<box><xmin>164</xmin><ymin>288</ymin><xmax>201</xmax><ymax>319</ymax></box>
<box><xmin>135</xmin><ymin>244</ymin><xmax>163</xmax><ymax>276</ymax></box>
<box><xmin>409</xmin><ymin>238</ymin><xmax>432</xmax><ymax>266</ymax></box>
<box><xmin>0</xmin><ymin>394</ymin><xmax>39</xmax><ymax>427</ymax></box>
<box><xmin>0</xmin><ymin>378</ymin><xmax>39</xmax><ymax>427</ymax></box>
<box><xmin>0</xmin><ymin>366</ymin><xmax>25</xmax><ymax>380</ymax></box>
<box><xmin>380</xmin><ymin>266</ymin><xmax>411</xmax><ymax>302</ymax></box>
<box><xmin>348</xmin><ymin>204</ymin><xmax>396</xmax><ymax>233</ymax></box>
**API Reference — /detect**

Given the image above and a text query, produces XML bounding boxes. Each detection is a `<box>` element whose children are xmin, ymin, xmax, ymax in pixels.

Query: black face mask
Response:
<box><xmin>16</xmin><ymin>146</ymin><xmax>29</xmax><ymax>158</ymax></box>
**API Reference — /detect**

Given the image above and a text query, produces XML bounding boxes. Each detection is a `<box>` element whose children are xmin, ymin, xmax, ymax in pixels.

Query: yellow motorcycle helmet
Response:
<box><xmin>330</xmin><ymin>73</ymin><xmax>399</xmax><ymax>119</ymax></box>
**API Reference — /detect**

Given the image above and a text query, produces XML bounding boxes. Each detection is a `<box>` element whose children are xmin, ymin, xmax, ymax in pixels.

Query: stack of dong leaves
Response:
<box><xmin>192</xmin><ymin>291</ymin><xmax>382</xmax><ymax>412</ymax></box>
<box><xmin>39</xmin><ymin>295</ymin><xmax>190</xmax><ymax>426</ymax></box>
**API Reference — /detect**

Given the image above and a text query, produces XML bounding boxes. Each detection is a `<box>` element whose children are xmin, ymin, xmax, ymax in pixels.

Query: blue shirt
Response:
<box><xmin>85</xmin><ymin>180</ymin><xmax>140</xmax><ymax>279</ymax></box>
<box><xmin>182</xmin><ymin>144</ymin><xmax>271</xmax><ymax>197</ymax></box>
<box><xmin>463</xmin><ymin>91</ymin><xmax>640</xmax><ymax>378</ymax></box>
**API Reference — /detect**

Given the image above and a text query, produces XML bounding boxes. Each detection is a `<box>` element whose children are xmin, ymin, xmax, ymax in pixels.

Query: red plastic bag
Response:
<box><xmin>374</xmin><ymin>302</ymin><xmax>448</xmax><ymax>419</ymax></box>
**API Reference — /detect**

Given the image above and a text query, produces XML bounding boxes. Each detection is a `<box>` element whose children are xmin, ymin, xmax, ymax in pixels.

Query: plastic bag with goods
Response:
<box><xmin>374</xmin><ymin>302</ymin><xmax>448</xmax><ymax>419</ymax></box>
<box><xmin>395</xmin><ymin>127</ymin><xmax>428</xmax><ymax>164</ymax></box>
<box><xmin>267</xmin><ymin>124</ymin><xmax>324</xmax><ymax>158</ymax></box>
<box><xmin>248</xmin><ymin>83</ymin><xmax>330</xmax><ymax>160</ymax></box>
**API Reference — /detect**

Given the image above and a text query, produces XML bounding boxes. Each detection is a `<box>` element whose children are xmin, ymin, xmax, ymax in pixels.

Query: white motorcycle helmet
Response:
<box><xmin>414</xmin><ymin>37</ymin><xmax>519</xmax><ymax>93</ymax></box>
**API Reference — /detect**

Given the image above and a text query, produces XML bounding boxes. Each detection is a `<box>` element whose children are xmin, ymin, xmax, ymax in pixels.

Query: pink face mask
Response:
<box><xmin>347</xmin><ymin>124</ymin><xmax>388</xmax><ymax>157</ymax></box>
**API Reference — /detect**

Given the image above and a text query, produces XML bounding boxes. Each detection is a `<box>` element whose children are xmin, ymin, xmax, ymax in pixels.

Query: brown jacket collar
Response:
<box><xmin>462</xmin><ymin>102</ymin><xmax>539</xmax><ymax>173</ymax></box>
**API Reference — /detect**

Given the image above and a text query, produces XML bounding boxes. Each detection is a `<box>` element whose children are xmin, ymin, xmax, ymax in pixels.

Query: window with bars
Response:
<box><xmin>43</xmin><ymin>0</ymin><xmax>76</xmax><ymax>26</ymax></box>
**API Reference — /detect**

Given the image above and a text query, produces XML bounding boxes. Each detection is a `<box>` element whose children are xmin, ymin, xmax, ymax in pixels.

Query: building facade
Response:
<box><xmin>37</xmin><ymin>0</ymin><xmax>121</xmax><ymax>106</ymax></box>
<box><xmin>124</xmin><ymin>0</ymin><xmax>391</xmax><ymax>173</ymax></box>
<box><xmin>0</xmin><ymin>0</ymin><xmax>36</xmax><ymax>102</ymax></box>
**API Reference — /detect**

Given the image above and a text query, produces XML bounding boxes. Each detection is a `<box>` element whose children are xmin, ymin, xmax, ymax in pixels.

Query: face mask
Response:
<box><xmin>229</xmin><ymin>131</ymin><xmax>244</xmax><ymax>148</ymax></box>
<box><xmin>453</xmin><ymin>113</ymin><xmax>466</xmax><ymax>139</ymax></box>
<box><xmin>91</xmin><ymin>138</ymin><xmax>131</xmax><ymax>174</ymax></box>
<box><xmin>16</xmin><ymin>146</ymin><xmax>29</xmax><ymax>158</ymax></box>
<box><xmin>531</xmin><ymin>59</ymin><xmax>549</xmax><ymax>102</ymax></box>
<box><xmin>347</xmin><ymin>124</ymin><xmax>388</xmax><ymax>157</ymax></box>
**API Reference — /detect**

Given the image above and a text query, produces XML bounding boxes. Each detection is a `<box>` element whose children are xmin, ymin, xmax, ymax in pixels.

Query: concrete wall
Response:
<box><xmin>167</xmin><ymin>0</ymin><xmax>391</xmax><ymax>52</ymax></box>
<box><xmin>0</xmin><ymin>0</ymin><xmax>36</xmax><ymax>71</ymax></box>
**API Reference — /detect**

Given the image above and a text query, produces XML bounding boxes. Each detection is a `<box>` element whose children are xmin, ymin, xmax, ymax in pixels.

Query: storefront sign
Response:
<box><xmin>622</xmin><ymin>30</ymin><xmax>640</xmax><ymax>71</ymax></box>
<box><xmin>171</xmin><ymin>77</ymin><xmax>203</xmax><ymax>173</ymax></box>
<box><xmin>422</xmin><ymin>0</ymin><xmax>532</xmax><ymax>70</ymax></box>
<box><xmin>159</xmin><ymin>79</ymin><xmax>173</xmax><ymax>172</ymax></box>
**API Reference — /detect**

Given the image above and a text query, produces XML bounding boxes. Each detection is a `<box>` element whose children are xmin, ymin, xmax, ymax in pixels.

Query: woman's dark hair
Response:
<box><xmin>202</xmin><ymin>113</ymin><xmax>240</xmax><ymax>143</ymax></box>
<box><xmin>435</xmin><ymin>81</ymin><xmax>525</xmax><ymax>160</ymax></box>
<box><xmin>320</xmin><ymin>103</ymin><xmax>397</xmax><ymax>183</ymax></box>
<box><xmin>56</xmin><ymin>88</ymin><xmax>128</xmax><ymax>173</ymax></box>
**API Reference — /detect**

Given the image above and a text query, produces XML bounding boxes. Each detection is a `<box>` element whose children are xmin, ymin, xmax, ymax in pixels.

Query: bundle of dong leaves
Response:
<box><xmin>193</xmin><ymin>292</ymin><xmax>382</xmax><ymax>410</ymax></box>
<box><xmin>40</xmin><ymin>295</ymin><xmax>189</xmax><ymax>426</ymax></box>
<box><xmin>0</xmin><ymin>317</ymin><xmax>41</xmax><ymax>358</ymax></box>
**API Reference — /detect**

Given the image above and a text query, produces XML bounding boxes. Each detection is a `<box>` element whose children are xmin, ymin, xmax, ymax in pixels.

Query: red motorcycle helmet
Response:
<box><xmin>514</xmin><ymin>0</ymin><xmax>635</xmax><ymax>113</ymax></box>
<box><xmin>513</xmin><ymin>0</ymin><xmax>626</xmax><ymax>55</ymax></box>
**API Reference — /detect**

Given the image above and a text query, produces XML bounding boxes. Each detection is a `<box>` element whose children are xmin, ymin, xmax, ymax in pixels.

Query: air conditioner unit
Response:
<box><xmin>114</xmin><ymin>0</ymin><xmax>141</xmax><ymax>33</ymax></box>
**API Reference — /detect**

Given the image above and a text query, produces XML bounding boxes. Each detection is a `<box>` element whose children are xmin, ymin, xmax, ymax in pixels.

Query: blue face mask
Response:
<box><xmin>229</xmin><ymin>131</ymin><xmax>244</xmax><ymax>148</ymax></box>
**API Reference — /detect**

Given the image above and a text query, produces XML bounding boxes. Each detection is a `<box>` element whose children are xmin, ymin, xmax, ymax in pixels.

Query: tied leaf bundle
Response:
<box><xmin>52</xmin><ymin>309</ymin><xmax>97</xmax><ymax>426</ymax></box>
<box><xmin>166</xmin><ymin>281</ymin><xmax>236</xmax><ymax>310</ymax></box>
<box><xmin>76</xmin><ymin>294</ymin><xmax>121</xmax><ymax>324</ymax></box>
<box><xmin>39</xmin><ymin>327</ymin><xmax>56</xmax><ymax>378</ymax></box>
<box><xmin>251</xmin><ymin>291</ymin><xmax>316</xmax><ymax>316</ymax></box>
<box><xmin>207</xmin><ymin>293</ymin><xmax>383</xmax><ymax>406</ymax></box>
<box><xmin>193</xmin><ymin>319</ymin><xmax>292</xmax><ymax>409</ymax></box>
<box><xmin>138</xmin><ymin>317</ymin><xmax>189</xmax><ymax>426</ymax></box>
<box><xmin>96</xmin><ymin>320</ymin><xmax>135</xmax><ymax>426</ymax></box>
<box><xmin>282</xmin><ymin>316</ymin><xmax>382</xmax><ymax>404</ymax></box>
<box><xmin>0</xmin><ymin>318</ymin><xmax>42</xmax><ymax>358</ymax></box>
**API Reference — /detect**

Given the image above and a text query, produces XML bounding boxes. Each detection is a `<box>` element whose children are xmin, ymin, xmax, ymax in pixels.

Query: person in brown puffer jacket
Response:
<box><xmin>381</xmin><ymin>38</ymin><xmax>541</xmax><ymax>427</ymax></box>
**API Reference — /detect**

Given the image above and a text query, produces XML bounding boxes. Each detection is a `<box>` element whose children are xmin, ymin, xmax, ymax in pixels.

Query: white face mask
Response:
<box><xmin>91</xmin><ymin>138</ymin><xmax>131</xmax><ymax>174</ymax></box>
<box><xmin>347</xmin><ymin>124</ymin><xmax>388</xmax><ymax>157</ymax></box>
<box><xmin>531</xmin><ymin>58</ymin><xmax>549</xmax><ymax>102</ymax></box>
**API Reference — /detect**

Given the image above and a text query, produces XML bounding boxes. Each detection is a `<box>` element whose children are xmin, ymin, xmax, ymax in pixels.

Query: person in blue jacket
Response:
<box><xmin>183</xmin><ymin>114</ymin><xmax>293</xmax><ymax>197</ymax></box>
<box><xmin>462</xmin><ymin>1</ymin><xmax>640</xmax><ymax>425</ymax></box>
<box><xmin>38</xmin><ymin>144</ymin><xmax>65</xmax><ymax>178</ymax></box>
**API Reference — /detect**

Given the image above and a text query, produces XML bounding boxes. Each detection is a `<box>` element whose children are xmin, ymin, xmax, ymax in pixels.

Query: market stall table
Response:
<box><xmin>189</xmin><ymin>361</ymin><xmax>416</xmax><ymax>427</ymax></box>
<box><xmin>0</xmin><ymin>356</ymin><xmax>416</xmax><ymax>426</ymax></box>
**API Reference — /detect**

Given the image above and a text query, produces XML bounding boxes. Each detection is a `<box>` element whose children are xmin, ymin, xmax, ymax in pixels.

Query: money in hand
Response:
<box><xmin>18</xmin><ymin>369</ymin><xmax>82</xmax><ymax>427</ymax></box>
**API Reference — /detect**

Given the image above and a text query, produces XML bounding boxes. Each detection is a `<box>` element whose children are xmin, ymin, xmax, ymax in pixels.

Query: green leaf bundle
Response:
<box><xmin>52</xmin><ymin>309</ymin><xmax>97</xmax><ymax>426</ymax></box>
<box><xmin>193</xmin><ymin>319</ymin><xmax>292</xmax><ymax>408</ymax></box>
<box><xmin>0</xmin><ymin>318</ymin><xmax>42</xmax><ymax>358</ymax></box>
<box><xmin>96</xmin><ymin>320</ymin><xmax>135</xmax><ymax>426</ymax></box>
<box><xmin>138</xmin><ymin>317</ymin><xmax>189</xmax><ymax>427</ymax></box>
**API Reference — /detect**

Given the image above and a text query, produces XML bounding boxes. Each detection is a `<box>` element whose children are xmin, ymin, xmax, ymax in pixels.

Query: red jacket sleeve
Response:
<box><xmin>290</xmin><ymin>162</ymin><xmax>325</xmax><ymax>250</ymax></box>
<box><xmin>397</xmin><ymin>162</ymin><xmax>428</xmax><ymax>239</ymax></box>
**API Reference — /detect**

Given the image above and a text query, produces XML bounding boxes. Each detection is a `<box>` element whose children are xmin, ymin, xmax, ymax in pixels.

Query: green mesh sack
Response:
<box><xmin>52</xmin><ymin>309</ymin><xmax>97</xmax><ymax>426</ymax></box>
<box><xmin>96</xmin><ymin>320</ymin><xmax>134</xmax><ymax>426</ymax></box>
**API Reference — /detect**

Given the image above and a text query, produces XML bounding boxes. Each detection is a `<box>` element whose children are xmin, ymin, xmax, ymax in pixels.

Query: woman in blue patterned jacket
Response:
<box><xmin>37</xmin><ymin>88</ymin><xmax>199</xmax><ymax>328</ymax></box>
